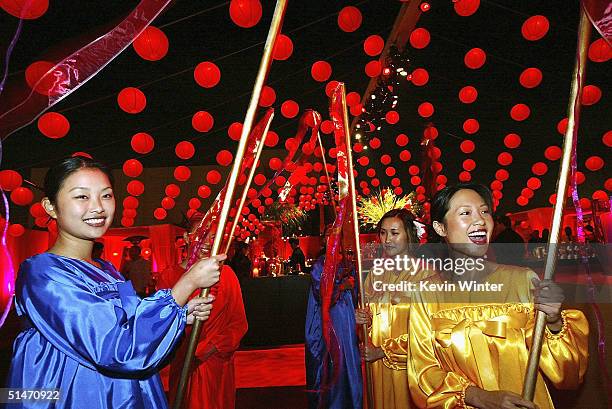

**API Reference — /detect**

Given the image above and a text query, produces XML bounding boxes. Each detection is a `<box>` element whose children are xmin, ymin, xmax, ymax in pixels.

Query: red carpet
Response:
<box><xmin>235</xmin><ymin>344</ymin><xmax>306</xmax><ymax>389</ymax></box>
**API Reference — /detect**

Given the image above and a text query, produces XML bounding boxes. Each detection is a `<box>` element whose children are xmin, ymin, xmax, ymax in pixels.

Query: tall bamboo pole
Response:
<box><xmin>172</xmin><ymin>2</ymin><xmax>288</xmax><ymax>407</ymax></box>
<box><xmin>339</xmin><ymin>83</ymin><xmax>373</xmax><ymax>409</ymax></box>
<box><xmin>522</xmin><ymin>6</ymin><xmax>591</xmax><ymax>401</ymax></box>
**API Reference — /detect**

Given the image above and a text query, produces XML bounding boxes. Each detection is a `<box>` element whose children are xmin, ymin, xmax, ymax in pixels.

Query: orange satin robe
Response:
<box><xmin>408</xmin><ymin>265</ymin><xmax>589</xmax><ymax>409</ymax></box>
<box><xmin>169</xmin><ymin>265</ymin><xmax>248</xmax><ymax>409</ymax></box>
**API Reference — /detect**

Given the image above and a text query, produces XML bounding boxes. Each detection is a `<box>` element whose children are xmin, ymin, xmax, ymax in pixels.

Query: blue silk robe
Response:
<box><xmin>7</xmin><ymin>253</ymin><xmax>188</xmax><ymax>408</ymax></box>
<box><xmin>305</xmin><ymin>257</ymin><xmax>363</xmax><ymax>409</ymax></box>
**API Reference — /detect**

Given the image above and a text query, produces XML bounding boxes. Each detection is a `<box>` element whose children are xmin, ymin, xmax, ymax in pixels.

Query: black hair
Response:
<box><xmin>498</xmin><ymin>214</ymin><xmax>512</xmax><ymax>229</ymax></box>
<box><xmin>376</xmin><ymin>208</ymin><xmax>418</xmax><ymax>245</ymax></box>
<box><xmin>44</xmin><ymin>156</ymin><xmax>114</xmax><ymax>204</ymax></box>
<box><xmin>289</xmin><ymin>237</ymin><xmax>299</xmax><ymax>246</ymax></box>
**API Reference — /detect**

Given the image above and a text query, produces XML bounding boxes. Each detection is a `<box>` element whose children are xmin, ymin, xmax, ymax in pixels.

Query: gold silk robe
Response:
<box><xmin>408</xmin><ymin>265</ymin><xmax>589</xmax><ymax>409</ymax></box>
<box><xmin>364</xmin><ymin>267</ymin><xmax>430</xmax><ymax>408</ymax></box>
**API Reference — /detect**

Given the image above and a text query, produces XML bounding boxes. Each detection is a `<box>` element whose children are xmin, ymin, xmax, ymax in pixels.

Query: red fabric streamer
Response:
<box><xmin>582</xmin><ymin>0</ymin><xmax>612</xmax><ymax>42</ymax></box>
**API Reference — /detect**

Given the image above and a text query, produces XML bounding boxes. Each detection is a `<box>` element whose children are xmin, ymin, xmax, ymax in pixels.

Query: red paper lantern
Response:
<box><xmin>557</xmin><ymin>118</ymin><xmax>568</xmax><ymax>135</ymax></box>
<box><xmin>72</xmin><ymin>152</ymin><xmax>92</xmax><ymax>159</ymax></box>
<box><xmin>575</xmin><ymin>171</ymin><xmax>585</xmax><ymax>185</ymax></box>
<box><xmin>325</xmin><ymin>81</ymin><xmax>340</xmax><ymax>97</ymax></box>
<box><xmin>127</xmin><ymin>180</ymin><xmax>145</xmax><ymax>196</ymax></box>
<box><xmin>153</xmin><ymin>208</ymin><xmax>167</xmax><ymax>220</ymax></box>
<box><xmin>346</xmin><ymin>92</ymin><xmax>361</xmax><ymax>107</ymax></box>
<box><xmin>522</xmin><ymin>188</ymin><xmax>535</xmax><ymax>199</ymax></box>
<box><xmin>365</xmin><ymin>60</ymin><xmax>382</xmax><ymax>78</ymax></box>
<box><xmin>462</xmin><ymin>159</ymin><xmax>476</xmax><ymax>171</ymax></box>
<box><xmin>273</xmin><ymin>34</ymin><xmax>293</xmax><ymax>60</ymax></box>
<box><xmin>592</xmin><ymin>190</ymin><xmax>608</xmax><ymax>201</ymax></box>
<box><xmin>580</xmin><ymin>198</ymin><xmax>591</xmax><ymax>210</ymax></box>
<box><xmin>364</xmin><ymin>35</ymin><xmax>384</xmax><ymax>56</ymax></box>
<box><xmin>216</xmin><ymin>150</ymin><xmax>233</xmax><ymax>166</ymax></box>
<box><xmin>544</xmin><ymin>145</ymin><xmax>562</xmax><ymax>161</ymax></box>
<box><xmin>165</xmin><ymin>184</ymin><xmax>180</xmax><ymax>198</ymax></box>
<box><xmin>264</xmin><ymin>130</ymin><xmax>279</xmax><ymax>147</ymax></box>
<box><xmin>133</xmin><ymin>26</ymin><xmax>169</xmax><ymax>61</ymax></box>
<box><xmin>527</xmin><ymin>177</ymin><xmax>541</xmax><ymax>190</ymax></box>
<box><xmin>337</xmin><ymin>6</ymin><xmax>362</xmax><ymax>33</ymax></box>
<box><xmin>585</xmin><ymin>156</ymin><xmax>604</xmax><ymax>171</ymax></box>
<box><xmin>130</xmin><ymin>132</ymin><xmax>155</xmax><ymax>154</ymax></box>
<box><xmin>369</xmin><ymin>137</ymin><xmax>381</xmax><ymax>149</ymax></box>
<box><xmin>492</xmin><ymin>190</ymin><xmax>503</xmax><ymax>200</ymax></box>
<box><xmin>495</xmin><ymin>169</ymin><xmax>509</xmax><ymax>181</ymax></box>
<box><xmin>117</xmin><ymin>87</ymin><xmax>146</xmax><ymax>114</ymax></box>
<box><xmin>399</xmin><ymin>150</ymin><xmax>411</xmax><ymax>161</ymax></box>
<box><xmin>516</xmin><ymin>196</ymin><xmax>528</xmax><ymax>206</ymax></box>
<box><xmin>358</xmin><ymin>156</ymin><xmax>369</xmax><ymax>166</ymax></box>
<box><xmin>0</xmin><ymin>169</ymin><xmax>23</xmax><ymax>191</ymax></box>
<box><xmin>454</xmin><ymin>0</ymin><xmax>479</xmax><ymax>16</ymax></box>
<box><xmin>194</xmin><ymin>62</ymin><xmax>221</xmax><ymax>88</ymax></box>
<box><xmin>411</xmin><ymin>175</ymin><xmax>421</xmax><ymax>185</ymax></box>
<box><xmin>588</xmin><ymin>38</ymin><xmax>612</xmax><ymax>63</ymax></box>
<box><xmin>123</xmin><ymin>196</ymin><xmax>139</xmax><ymax>209</ymax></box>
<box><xmin>259</xmin><ymin>85</ymin><xmax>276</xmax><ymax>106</ymax></box>
<box><xmin>123</xmin><ymin>159</ymin><xmax>143</xmax><ymax>178</ymax></box>
<box><xmin>386</xmin><ymin>167</ymin><xmax>396</xmax><ymax>177</ymax></box>
<box><xmin>521</xmin><ymin>15</ymin><xmax>549</xmax><ymax>41</ymax></box>
<box><xmin>459</xmin><ymin>171</ymin><xmax>471</xmax><ymax>182</ymax></box>
<box><xmin>161</xmin><ymin>197</ymin><xmax>175</xmax><ymax>210</ymax></box>
<box><xmin>10</xmin><ymin>187</ymin><xmax>33</xmax><ymax>206</ymax></box>
<box><xmin>409</xmin><ymin>28</ymin><xmax>430</xmax><ymax>49</ymax></box>
<box><xmin>229</xmin><ymin>0</ymin><xmax>262</xmax><ymax>28</ymax></box>
<box><xmin>532</xmin><ymin>162</ymin><xmax>548</xmax><ymax>175</ymax></box>
<box><xmin>174</xmin><ymin>166</ymin><xmax>191</xmax><ymax>182</ymax></box>
<box><xmin>462</xmin><ymin>118</ymin><xmax>479</xmax><ymax>134</ymax></box>
<box><xmin>464</xmin><ymin>48</ymin><xmax>486</xmax><ymax>69</ymax></box>
<box><xmin>380</xmin><ymin>154</ymin><xmax>391</xmax><ymax>165</ymax></box>
<box><xmin>122</xmin><ymin>209</ymin><xmax>136</xmax><ymax>219</ymax></box>
<box><xmin>8</xmin><ymin>223</ymin><xmax>25</xmax><ymax>237</ymax></box>
<box><xmin>408</xmin><ymin>165</ymin><xmax>420</xmax><ymax>176</ymax></box>
<box><xmin>366</xmin><ymin>169</ymin><xmax>376</xmax><ymax>178</ymax></box>
<box><xmin>497</xmin><ymin>152</ymin><xmax>513</xmax><ymax>166</ymax></box>
<box><xmin>321</xmin><ymin>120</ymin><xmax>333</xmax><ymax>134</ymax></box>
<box><xmin>418</xmin><ymin>102</ymin><xmax>434</xmax><ymax>118</ymax></box>
<box><xmin>121</xmin><ymin>217</ymin><xmax>134</xmax><ymax>227</ymax></box>
<box><xmin>1</xmin><ymin>0</ymin><xmax>48</xmax><ymax>19</ymax></box>
<box><xmin>269</xmin><ymin>157</ymin><xmax>282</xmax><ymax>170</ymax></box>
<box><xmin>192</xmin><ymin>111</ymin><xmax>214</xmax><ymax>133</ymax></box>
<box><xmin>198</xmin><ymin>185</ymin><xmax>212</xmax><ymax>198</ymax></box>
<box><xmin>458</xmin><ymin>85</ymin><xmax>478</xmax><ymax>104</ymax></box>
<box><xmin>451</xmin><ymin>139</ymin><xmax>472</xmax><ymax>157</ymax></box>
<box><xmin>189</xmin><ymin>198</ymin><xmax>202</xmax><ymax>209</ymax></box>
<box><xmin>548</xmin><ymin>194</ymin><xmax>557</xmax><ymax>205</ymax></box>
<box><xmin>491</xmin><ymin>180</ymin><xmax>503</xmax><ymax>191</ymax></box>
<box><xmin>25</xmin><ymin>61</ymin><xmax>61</xmax><ymax>96</ymax></box>
<box><xmin>311</xmin><ymin>61</ymin><xmax>332</xmax><ymax>82</ymax></box>
<box><xmin>605</xmin><ymin>178</ymin><xmax>612</xmax><ymax>192</ymax></box>
<box><xmin>37</xmin><ymin>112</ymin><xmax>70</xmax><ymax>139</ymax></box>
<box><xmin>519</xmin><ymin>67</ymin><xmax>542</xmax><ymax>88</ymax></box>
<box><xmin>281</xmin><ymin>100</ymin><xmax>299</xmax><ymax>118</ymax></box>
<box><xmin>207</xmin><ymin>170</ymin><xmax>222</xmax><ymax>185</ymax></box>
<box><xmin>228</xmin><ymin>122</ymin><xmax>243</xmax><ymax>141</ymax></box>
<box><xmin>603</xmin><ymin>130</ymin><xmax>612</xmax><ymax>147</ymax></box>
<box><xmin>396</xmin><ymin>134</ymin><xmax>409</xmax><ymax>146</ymax></box>
<box><xmin>504</xmin><ymin>133</ymin><xmax>521</xmax><ymax>148</ymax></box>
<box><xmin>385</xmin><ymin>110</ymin><xmax>400</xmax><ymax>124</ymax></box>
<box><xmin>410</xmin><ymin>68</ymin><xmax>429</xmax><ymax>86</ymax></box>
<box><xmin>175</xmin><ymin>141</ymin><xmax>195</xmax><ymax>160</ymax></box>
<box><xmin>350</xmin><ymin>103</ymin><xmax>364</xmax><ymax>117</ymax></box>
<box><xmin>29</xmin><ymin>203</ymin><xmax>46</xmax><ymax>218</ymax></box>
<box><xmin>581</xmin><ymin>85</ymin><xmax>601</xmax><ymax>105</ymax></box>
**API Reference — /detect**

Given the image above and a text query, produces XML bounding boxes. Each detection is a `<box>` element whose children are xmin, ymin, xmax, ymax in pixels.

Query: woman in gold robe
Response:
<box><xmin>408</xmin><ymin>183</ymin><xmax>589</xmax><ymax>409</ymax></box>
<box><xmin>356</xmin><ymin>208</ymin><xmax>426</xmax><ymax>408</ymax></box>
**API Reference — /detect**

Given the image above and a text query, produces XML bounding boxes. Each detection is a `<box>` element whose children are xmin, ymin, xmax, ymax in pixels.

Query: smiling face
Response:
<box><xmin>433</xmin><ymin>188</ymin><xmax>493</xmax><ymax>258</ymax></box>
<box><xmin>379</xmin><ymin>216</ymin><xmax>411</xmax><ymax>257</ymax></box>
<box><xmin>44</xmin><ymin>168</ymin><xmax>115</xmax><ymax>242</ymax></box>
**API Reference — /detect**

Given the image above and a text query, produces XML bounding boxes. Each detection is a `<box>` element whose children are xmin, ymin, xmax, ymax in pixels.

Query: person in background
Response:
<box><xmin>229</xmin><ymin>241</ymin><xmax>252</xmax><ymax>282</ymax></box>
<box><xmin>123</xmin><ymin>245</ymin><xmax>153</xmax><ymax>297</ymax></box>
<box><xmin>563</xmin><ymin>226</ymin><xmax>575</xmax><ymax>243</ymax></box>
<box><xmin>288</xmin><ymin>237</ymin><xmax>307</xmax><ymax>274</ymax></box>
<box><xmin>92</xmin><ymin>241</ymin><xmax>104</xmax><ymax>260</ymax></box>
<box><xmin>492</xmin><ymin>214</ymin><xmax>525</xmax><ymax>265</ymax></box>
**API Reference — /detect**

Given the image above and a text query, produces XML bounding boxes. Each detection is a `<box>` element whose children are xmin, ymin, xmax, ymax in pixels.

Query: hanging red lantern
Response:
<box><xmin>346</xmin><ymin>92</ymin><xmax>361</xmax><ymax>107</ymax></box>
<box><xmin>386</xmin><ymin>167</ymin><xmax>396</xmax><ymax>177</ymax></box>
<box><xmin>380</xmin><ymin>154</ymin><xmax>391</xmax><ymax>165</ymax></box>
<box><xmin>581</xmin><ymin>85</ymin><xmax>601</xmax><ymax>105</ymax></box>
<box><xmin>519</xmin><ymin>67</ymin><xmax>542</xmax><ymax>88</ymax></box>
<box><xmin>0</xmin><ymin>170</ymin><xmax>22</xmax><ymax>191</ymax></box>
<box><xmin>198</xmin><ymin>185</ymin><xmax>212</xmax><ymax>198</ymax></box>
<box><xmin>123</xmin><ymin>159</ymin><xmax>143</xmax><ymax>178</ymax></box>
<box><xmin>337</xmin><ymin>6</ymin><xmax>362</xmax><ymax>33</ymax></box>
<box><xmin>192</xmin><ymin>111</ymin><xmax>214</xmax><ymax>133</ymax></box>
<box><xmin>311</xmin><ymin>61</ymin><xmax>332</xmax><ymax>82</ymax></box>
<box><xmin>153</xmin><ymin>208</ymin><xmax>167</xmax><ymax>220</ymax></box>
<box><xmin>365</xmin><ymin>60</ymin><xmax>382</xmax><ymax>78</ymax></box>
<box><xmin>492</xmin><ymin>190</ymin><xmax>503</xmax><ymax>200</ymax></box>
<box><xmin>264</xmin><ymin>130</ymin><xmax>279</xmax><ymax>147</ymax></box>
<box><xmin>557</xmin><ymin>117</ymin><xmax>568</xmax><ymax>135</ymax></box>
<box><xmin>504</xmin><ymin>133</ymin><xmax>521</xmax><ymax>148</ymax></box>
<box><xmin>527</xmin><ymin>177</ymin><xmax>541</xmax><ymax>190</ymax></box>
<box><xmin>117</xmin><ymin>87</ymin><xmax>146</xmax><ymax>114</ymax></box>
<box><xmin>10</xmin><ymin>187</ymin><xmax>33</xmax><ymax>206</ymax></box>
<box><xmin>281</xmin><ymin>100</ymin><xmax>299</xmax><ymax>118</ymax></box>
<box><xmin>216</xmin><ymin>150</ymin><xmax>233</xmax><ymax>166</ymax></box>
<box><xmin>458</xmin><ymin>85</ymin><xmax>478</xmax><ymax>104</ymax></box>
<box><xmin>385</xmin><ymin>110</ymin><xmax>400</xmax><ymax>124</ymax></box>
<box><xmin>603</xmin><ymin>130</ymin><xmax>612</xmax><ymax>147</ymax></box>
<box><xmin>464</xmin><ymin>48</ymin><xmax>486</xmax><ymax>69</ymax></box>
<box><xmin>409</xmin><ymin>175</ymin><xmax>420</xmax><ymax>185</ymax></box>
<box><xmin>189</xmin><ymin>198</ymin><xmax>201</xmax><ymax>209</ymax></box>
<box><xmin>174</xmin><ymin>166</ymin><xmax>191</xmax><ymax>182</ymax></box>
<box><xmin>1</xmin><ymin>0</ymin><xmax>48</xmax><ymax>19</ymax></box>
<box><xmin>588</xmin><ymin>38</ymin><xmax>612</xmax><ymax>63</ymax></box>
<box><xmin>605</xmin><ymin>178</ymin><xmax>612</xmax><ymax>192</ymax></box>
<box><xmin>423</xmin><ymin>126</ymin><xmax>438</xmax><ymax>141</ymax></box>
<box><xmin>350</xmin><ymin>103</ymin><xmax>364</xmax><ymax>116</ymax></box>
<box><xmin>459</xmin><ymin>171</ymin><xmax>471</xmax><ymax>182</ymax></box>
<box><xmin>72</xmin><ymin>151</ymin><xmax>92</xmax><ymax>159</ymax></box>
<box><xmin>358</xmin><ymin>156</ymin><xmax>369</xmax><ymax>166</ymax></box>
<box><xmin>364</xmin><ymin>35</ymin><xmax>384</xmax><ymax>56</ymax></box>
<box><xmin>544</xmin><ymin>146</ymin><xmax>562</xmax><ymax>161</ymax></box>
<box><xmin>127</xmin><ymin>180</ymin><xmax>145</xmax><ymax>196</ymax></box>
<box><xmin>273</xmin><ymin>34</ymin><xmax>293</xmax><ymax>60</ymax></box>
<box><xmin>410</xmin><ymin>68</ymin><xmax>429</xmax><ymax>86</ymax></box>
<box><xmin>497</xmin><ymin>152</ymin><xmax>513</xmax><ymax>166</ymax></box>
<box><xmin>207</xmin><ymin>170</ymin><xmax>222</xmax><ymax>185</ymax></box>
<box><xmin>325</xmin><ymin>81</ymin><xmax>340</xmax><ymax>97</ymax></box>
<box><xmin>29</xmin><ymin>203</ymin><xmax>46</xmax><ymax>219</ymax></box>
<box><xmin>121</xmin><ymin>217</ymin><xmax>134</xmax><ymax>227</ymax></box>
<box><xmin>259</xmin><ymin>85</ymin><xmax>276</xmax><ymax>106</ymax></box>
<box><xmin>490</xmin><ymin>180</ymin><xmax>503</xmax><ymax>191</ymax></box>
<box><xmin>320</xmin><ymin>120</ymin><xmax>333</xmax><ymax>134</ymax></box>
<box><xmin>194</xmin><ymin>61</ymin><xmax>221</xmax><ymax>88</ymax></box>
<box><xmin>399</xmin><ymin>150</ymin><xmax>411</xmax><ymax>161</ymax></box>
<box><xmin>161</xmin><ymin>197</ymin><xmax>175</xmax><ymax>210</ymax></box>
<box><xmin>418</xmin><ymin>102</ymin><xmax>434</xmax><ymax>118</ymax></box>
<box><xmin>396</xmin><ymin>134</ymin><xmax>409</xmax><ymax>146</ymax></box>
<box><xmin>548</xmin><ymin>194</ymin><xmax>557</xmax><ymax>205</ymax></box>
<box><xmin>369</xmin><ymin>137</ymin><xmax>381</xmax><ymax>149</ymax></box>
<box><xmin>132</xmin><ymin>26</ymin><xmax>169</xmax><ymax>61</ymax></box>
<box><xmin>521</xmin><ymin>188</ymin><xmax>534</xmax><ymax>199</ymax></box>
<box><xmin>408</xmin><ymin>165</ymin><xmax>420</xmax><ymax>176</ymax></box>
<box><xmin>268</xmin><ymin>157</ymin><xmax>282</xmax><ymax>171</ymax></box>
<box><xmin>462</xmin><ymin>159</ymin><xmax>476</xmax><ymax>171</ymax></box>
<box><xmin>25</xmin><ymin>60</ymin><xmax>62</xmax><ymax>96</ymax></box>
<box><xmin>409</xmin><ymin>28</ymin><xmax>430</xmax><ymax>49</ymax></box>
<box><xmin>228</xmin><ymin>122</ymin><xmax>243</xmax><ymax>141</ymax></box>
<box><xmin>532</xmin><ymin>162</ymin><xmax>548</xmax><ymax>175</ymax></box>
<box><xmin>175</xmin><ymin>141</ymin><xmax>195</xmax><ymax>160</ymax></box>
<box><xmin>8</xmin><ymin>223</ymin><xmax>25</xmax><ymax>237</ymax></box>
<box><xmin>521</xmin><ymin>15</ymin><xmax>549</xmax><ymax>41</ymax></box>
<box><xmin>37</xmin><ymin>112</ymin><xmax>70</xmax><ymax>139</ymax></box>
<box><xmin>165</xmin><ymin>184</ymin><xmax>180</xmax><ymax>198</ymax></box>
<box><xmin>366</xmin><ymin>169</ymin><xmax>376</xmax><ymax>178</ymax></box>
<box><xmin>454</xmin><ymin>0</ymin><xmax>479</xmax><ymax>16</ymax></box>
<box><xmin>229</xmin><ymin>0</ymin><xmax>262</xmax><ymax>28</ymax></box>
<box><xmin>516</xmin><ymin>196</ymin><xmax>528</xmax><ymax>206</ymax></box>
<box><xmin>585</xmin><ymin>156</ymin><xmax>604</xmax><ymax>171</ymax></box>
<box><xmin>496</xmin><ymin>169</ymin><xmax>509</xmax><ymax>181</ymax></box>
<box><xmin>123</xmin><ymin>196</ymin><xmax>139</xmax><ymax>209</ymax></box>
<box><xmin>462</xmin><ymin>118</ymin><xmax>479</xmax><ymax>134</ymax></box>
<box><xmin>460</xmin><ymin>139</ymin><xmax>475</xmax><ymax>153</ymax></box>
<box><xmin>592</xmin><ymin>190</ymin><xmax>607</xmax><ymax>201</ymax></box>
